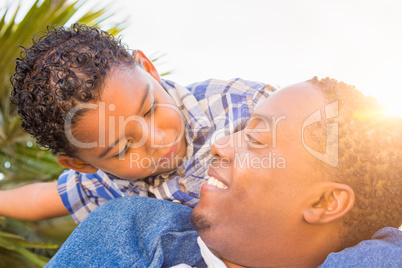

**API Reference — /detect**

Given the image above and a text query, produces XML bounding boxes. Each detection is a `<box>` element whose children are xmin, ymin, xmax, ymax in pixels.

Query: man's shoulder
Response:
<box><xmin>320</xmin><ymin>227</ymin><xmax>402</xmax><ymax>267</ymax></box>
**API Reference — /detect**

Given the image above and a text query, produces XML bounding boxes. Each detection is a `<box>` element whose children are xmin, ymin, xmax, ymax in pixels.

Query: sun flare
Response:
<box><xmin>381</xmin><ymin>97</ymin><xmax>402</xmax><ymax>117</ymax></box>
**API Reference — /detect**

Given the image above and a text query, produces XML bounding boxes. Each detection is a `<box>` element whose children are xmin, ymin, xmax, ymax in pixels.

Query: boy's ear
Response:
<box><xmin>132</xmin><ymin>50</ymin><xmax>161</xmax><ymax>82</ymax></box>
<box><xmin>303</xmin><ymin>182</ymin><xmax>355</xmax><ymax>224</ymax></box>
<box><xmin>56</xmin><ymin>155</ymin><xmax>98</xmax><ymax>174</ymax></box>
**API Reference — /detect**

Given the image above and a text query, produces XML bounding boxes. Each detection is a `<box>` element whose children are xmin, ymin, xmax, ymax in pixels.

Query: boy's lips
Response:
<box><xmin>160</xmin><ymin>143</ymin><xmax>178</xmax><ymax>162</ymax></box>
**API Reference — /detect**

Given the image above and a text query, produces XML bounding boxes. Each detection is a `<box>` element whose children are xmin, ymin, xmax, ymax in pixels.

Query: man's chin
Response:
<box><xmin>190</xmin><ymin>210</ymin><xmax>212</xmax><ymax>233</ymax></box>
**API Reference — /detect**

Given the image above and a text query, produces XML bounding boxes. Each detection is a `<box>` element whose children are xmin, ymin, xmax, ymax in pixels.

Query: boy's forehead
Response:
<box><xmin>101</xmin><ymin>65</ymin><xmax>149</xmax><ymax>96</ymax></box>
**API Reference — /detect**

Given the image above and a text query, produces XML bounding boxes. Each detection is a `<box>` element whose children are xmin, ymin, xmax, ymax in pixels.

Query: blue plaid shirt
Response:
<box><xmin>57</xmin><ymin>78</ymin><xmax>276</xmax><ymax>223</ymax></box>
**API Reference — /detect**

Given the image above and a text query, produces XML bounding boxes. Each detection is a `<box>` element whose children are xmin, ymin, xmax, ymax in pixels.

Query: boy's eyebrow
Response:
<box><xmin>98</xmin><ymin>134</ymin><xmax>125</xmax><ymax>159</ymax></box>
<box><xmin>98</xmin><ymin>84</ymin><xmax>151</xmax><ymax>159</ymax></box>
<box><xmin>138</xmin><ymin>84</ymin><xmax>151</xmax><ymax>114</ymax></box>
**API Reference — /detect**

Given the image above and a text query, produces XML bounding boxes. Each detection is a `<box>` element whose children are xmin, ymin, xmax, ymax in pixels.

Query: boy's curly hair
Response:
<box><xmin>10</xmin><ymin>23</ymin><xmax>135</xmax><ymax>156</ymax></box>
<box><xmin>308</xmin><ymin>77</ymin><xmax>402</xmax><ymax>248</ymax></box>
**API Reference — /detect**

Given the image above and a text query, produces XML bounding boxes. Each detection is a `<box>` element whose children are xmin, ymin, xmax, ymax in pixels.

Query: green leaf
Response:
<box><xmin>0</xmin><ymin>230</ymin><xmax>25</xmax><ymax>240</ymax></box>
<box><xmin>8</xmin><ymin>238</ymin><xmax>59</xmax><ymax>249</ymax></box>
<box><xmin>0</xmin><ymin>237</ymin><xmax>16</xmax><ymax>250</ymax></box>
<box><xmin>8</xmin><ymin>242</ymin><xmax>49</xmax><ymax>267</ymax></box>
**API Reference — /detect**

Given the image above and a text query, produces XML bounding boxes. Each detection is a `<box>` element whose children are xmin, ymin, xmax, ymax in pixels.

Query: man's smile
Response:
<box><xmin>206</xmin><ymin>176</ymin><xmax>228</xmax><ymax>190</ymax></box>
<box><xmin>201</xmin><ymin>168</ymin><xmax>229</xmax><ymax>192</ymax></box>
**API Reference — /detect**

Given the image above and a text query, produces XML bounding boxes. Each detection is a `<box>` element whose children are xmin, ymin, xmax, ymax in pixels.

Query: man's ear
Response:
<box><xmin>303</xmin><ymin>182</ymin><xmax>355</xmax><ymax>224</ymax></box>
<box><xmin>132</xmin><ymin>50</ymin><xmax>161</xmax><ymax>82</ymax></box>
<box><xmin>56</xmin><ymin>155</ymin><xmax>98</xmax><ymax>174</ymax></box>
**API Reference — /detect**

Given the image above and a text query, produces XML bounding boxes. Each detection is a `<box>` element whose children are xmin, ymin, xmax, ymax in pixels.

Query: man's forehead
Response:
<box><xmin>255</xmin><ymin>82</ymin><xmax>324</xmax><ymax>117</ymax></box>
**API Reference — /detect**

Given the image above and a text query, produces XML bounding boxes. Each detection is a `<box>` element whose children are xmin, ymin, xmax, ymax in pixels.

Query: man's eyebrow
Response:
<box><xmin>98</xmin><ymin>84</ymin><xmax>150</xmax><ymax>159</ymax></box>
<box><xmin>248</xmin><ymin>112</ymin><xmax>272</xmax><ymax>126</ymax></box>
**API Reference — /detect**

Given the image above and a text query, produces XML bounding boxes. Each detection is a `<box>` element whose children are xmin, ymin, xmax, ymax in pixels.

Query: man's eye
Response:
<box><xmin>246</xmin><ymin>133</ymin><xmax>261</xmax><ymax>145</ymax></box>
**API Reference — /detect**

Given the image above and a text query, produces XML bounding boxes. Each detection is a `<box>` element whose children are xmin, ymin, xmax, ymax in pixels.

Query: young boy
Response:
<box><xmin>2</xmin><ymin>23</ymin><xmax>276</xmax><ymax>223</ymax></box>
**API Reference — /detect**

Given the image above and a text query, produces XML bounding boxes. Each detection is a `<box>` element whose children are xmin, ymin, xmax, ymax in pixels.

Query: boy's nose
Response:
<box><xmin>145</xmin><ymin>128</ymin><xmax>165</xmax><ymax>155</ymax></box>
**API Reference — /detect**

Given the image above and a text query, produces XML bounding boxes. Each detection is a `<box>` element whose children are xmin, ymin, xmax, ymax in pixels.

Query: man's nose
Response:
<box><xmin>145</xmin><ymin>127</ymin><xmax>165</xmax><ymax>155</ymax></box>
<box><xmin>211</xmin><ymin>134</ymin><xmax>234</xmax><ymax>162</ymax></box>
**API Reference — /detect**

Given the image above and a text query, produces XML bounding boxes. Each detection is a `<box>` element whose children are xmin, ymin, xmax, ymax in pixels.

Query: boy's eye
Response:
<box><xmin>144</xmin><ymin>100</ymin><xmax>156</xmax><ymax>117</ymax></box>
<box><xmin>115</xmin><ymin>140</ymin><xmax>131</xmax><ymax>158</ymax></box>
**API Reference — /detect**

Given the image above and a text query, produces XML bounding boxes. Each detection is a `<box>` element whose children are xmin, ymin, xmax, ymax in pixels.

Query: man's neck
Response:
<box><xmin>222</xmin><ymin>260</ymin><xmax>319</xmax><ymax>268</ymax></box>
<box><xmin>222</xmin><ymin>259</ymin><xmax>245</xmax><ymax>268</ymax></box>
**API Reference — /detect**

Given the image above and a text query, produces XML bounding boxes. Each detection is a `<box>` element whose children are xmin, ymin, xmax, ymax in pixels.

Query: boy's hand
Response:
<box><xmin>0</xmin><ymin>182</ymin><xmax>69</xmax><ymax>221</ymax></box>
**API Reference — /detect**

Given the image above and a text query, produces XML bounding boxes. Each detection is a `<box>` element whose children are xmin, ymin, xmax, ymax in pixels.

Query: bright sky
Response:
<box><xmin>101</xmin><ymin>0</ymin><xmax>402</xmax><ymax>115</ymax></box>
<box><xmin>3</xmin><ymin>0</ymin><xmax>402</xmax><ymax>115</ymax></box>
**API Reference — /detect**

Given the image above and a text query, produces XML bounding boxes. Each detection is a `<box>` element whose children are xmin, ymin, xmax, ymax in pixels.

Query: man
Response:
<box><xmin>46</xmin><ymin>77</ymin><xmax>402</xmax><ymax>267</ymax></box>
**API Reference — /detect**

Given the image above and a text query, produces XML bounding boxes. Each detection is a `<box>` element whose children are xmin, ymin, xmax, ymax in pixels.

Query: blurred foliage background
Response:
<box><xmin>0</xmin><ymin>0</ymin><xmax>126</xmax><ymax>266</ymax></box>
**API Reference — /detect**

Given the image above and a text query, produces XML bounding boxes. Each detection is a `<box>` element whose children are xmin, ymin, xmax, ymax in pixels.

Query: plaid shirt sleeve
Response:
<box><xmin>57</xmin><ymin>169</ymin><xmax>148</xmax><ymax>223</ymax></box>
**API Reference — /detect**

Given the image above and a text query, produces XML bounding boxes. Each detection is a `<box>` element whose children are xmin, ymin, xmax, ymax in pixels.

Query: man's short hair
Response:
<box><xmin>308</xmin><ymin>77</ymin><xmax>402</xmax><ymax>248</ymax></box>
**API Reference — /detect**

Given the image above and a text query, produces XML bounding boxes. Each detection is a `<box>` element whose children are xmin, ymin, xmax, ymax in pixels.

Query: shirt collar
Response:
<box><xmin>197</xmin><ymin>237</ymin><xmax>227</xmax><ymax>268</ymax></box>
<box><xmin>161</xmin><ymin>79</ymin><xmax>212</xmax><ymax>141</ymax></box>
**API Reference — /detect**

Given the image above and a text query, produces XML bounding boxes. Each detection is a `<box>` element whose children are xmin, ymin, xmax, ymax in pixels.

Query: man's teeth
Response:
<box><xmin>207</xmin><ymin>176</ymin><xmax>228</xmax><ymax>190</ymax></box>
